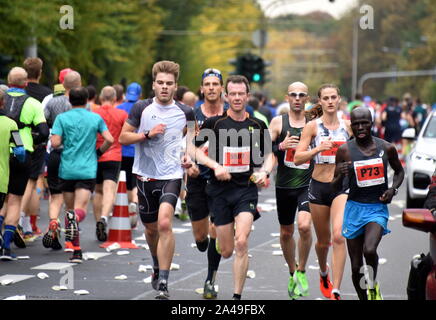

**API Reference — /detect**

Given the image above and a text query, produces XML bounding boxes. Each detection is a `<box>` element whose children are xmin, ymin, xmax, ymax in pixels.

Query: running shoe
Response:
<box><xmin>13</xmin><ymin>225</ymin><xmax>26</xmax><ymax>249</ymax></box>
<box><xmin>319</xmin><ymin>272</ymin><xmax>333</xmax><ymax>298</ymax></box>
<box><xmin>43</xmin><ymin>220</ymin><xmax>62</xmax><ymax>250</ymax></box>
<box><xmin>64</xmin><ymin>210</ymin><xmax>78</xmax><ymax>242</ymax></box>
<box><xmin>96</xmin><ymin>218</ymin><xmax>107</xmax><ymax>242</ymax></box>
<box><xmin>287</xmin><ymin>275</ymin><xmax>299</xmax><ymax>299</ymax></box>
<box><xmin>0</xmin><ymin>248</ymin><xmax>18</xmax><ymax>261</ymax></box>
<box><xmin>367</xmin><ymin>282</ymin><xmax>383</xmax><ymax>300</ymax></box>
<box><xmin>294</xmin><ymin>270</ymin><xmax>309</xmax><ymax>297</ymax></box>
<box><xmin>179</xmin><ymin>200</ymin><xmax>189</xmax><ymax>221</ymax></box>
<box><xmin>128</xmin><ymin>202</ymin><xmax>138</xmax><ymax>229</ymax></box>
<box><xmin>330</xmin><ymin>291</ymin><xmax>341</xmax><ymax>300</ymax></box>
<box><xmin>151</xmin><ymin>270</ymin><xmax>159</xmax><ymax>290</ymax></box>
<box><xmin>203</xmin><ymin>281</ymin><xmax>218</xmax><ymax>299</ymax></box>
<box><xmin>69</xmin><ymin>249</ymin><xmax>83</xmax><ymax>263</ymax></box>
<box><xmin>155</xmin><ymin>280</ymin><xmax>170</xmax><ymax>300</ymax></box>
<box><xmin>64</xmin><ymin>241</ymin><xmax>74</xmax><ymax>253</ymax></box>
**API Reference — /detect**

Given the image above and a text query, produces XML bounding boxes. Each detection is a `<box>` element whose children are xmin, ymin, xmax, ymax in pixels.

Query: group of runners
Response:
<box><xmin>0</xmin><ymin>59</ymin><xmax>405</xmax><ymax>301</ymax></box>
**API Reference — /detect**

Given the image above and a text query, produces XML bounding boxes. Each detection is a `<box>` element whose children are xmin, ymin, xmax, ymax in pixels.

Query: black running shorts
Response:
<box><xmin>308</xmin><ymin>178</ymin><xmax>348</xmax><ymax>207</ymax></box>
<box><xmin>206</xmin><ymin>183</ymin><xmax>260</xmax><ymax>227</ymax></box>
<box><xmin>185</xmin><ymin>176</ymin><xmax>213</xmax><ymax>222</ymax></box>
<box><xmin>8</xmin><ymin>153</ymin><xmax>31</xmax><ymax>196</ymax></box>
<box><xmin>29</xmin><ymin>144</ymin><xmax>46</xmax><ymax>180</ymax></box>
<box><xmin>96</xmin><ymin>161</ymin><xmax>121</xmax><ymax>184</ymax></box>
<box><xmin>47</xmin><ymin>149</ymin><xmax>62</xmax><ymax>195</ymax></box>
<box><xmin>120</xmin><ymin>156</ymin><xmax>135</xmax><ymax>191</ymax></box>
<box><xmin>276</xmin><ymin>187</ymin><xmax>310</xmax><ymax>226</ymax></box>
<box><xmin>136</xmin><ymin>178</ymin><xmax>182</xmax><ymax>224</ymax></box>
<box><xmin>60</xmin><ymin>178</ymin><xmax>96</xmax><ymax>193</ymax></box>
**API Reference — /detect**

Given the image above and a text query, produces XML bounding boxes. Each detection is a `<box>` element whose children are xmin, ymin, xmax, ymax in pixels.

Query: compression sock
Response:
<box><xmin>158</xmin><ymin>269</ymin><xmax>170</xmax><ymax>283</ymax></box>
<box><xmin>205</xmin><ymin>238</ymin><xmax>222</xmax><ymax>283</ymax></box>
<box><xmin>74</xmin><ymin>209</ymin><xmax>86</xmax><ymax>223</ymax></box>
<box><xmin>2</xmin><ymin>225</ymin><xmax>16</xmax><ymax>249</ymax></box>
<box><xmin>196</xmin><ymin>237</ymin><xmax>209</xmax><ymax>252</ymax></box>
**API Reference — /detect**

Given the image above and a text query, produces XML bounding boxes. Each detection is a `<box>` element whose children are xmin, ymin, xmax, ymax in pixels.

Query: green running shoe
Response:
<box><xmin>294</xmin><ymin>270</ymin><xmax>309</xmax><ymax>297</ymax></box>
<box><xmin>287</xmin><ymin>275</ymin><xmax>299</xmax><ymax>300</ymax></box>
<box><xmin>367</xmin><ymin>282</ymin><xmax>383</xmax><ymax>300</ymax></box>
<box><xmin>203</xmin><ymin>281</ymin><xmax>218</xmax><ymax>299</ymax></box>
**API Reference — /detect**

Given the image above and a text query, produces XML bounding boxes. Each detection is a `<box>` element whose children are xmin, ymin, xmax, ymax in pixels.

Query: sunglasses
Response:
<box><xmin>288</xmin><ymin>92</ymin><xmax>308</xmax><ymax>98</ymax></box>
<box><xmin>203</xmin><ymin>68</ymin><xmax>221</xmax><ymax>75</ymax></box>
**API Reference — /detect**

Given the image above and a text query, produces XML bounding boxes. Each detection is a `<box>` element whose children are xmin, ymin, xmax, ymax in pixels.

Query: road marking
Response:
<box><xmin>131</xmin><ymin>236</ymin><xmax>278</xmax><ymax>300</ymax></box>
<box><xmin>0</xmin><ymin>274</ymin><xmax>35</xmax><ymax>285</ymax></box>
<box><xmin>31</xmin><ymin>262</ymin><xmax>76</xmax><ymax>270</ymax></box>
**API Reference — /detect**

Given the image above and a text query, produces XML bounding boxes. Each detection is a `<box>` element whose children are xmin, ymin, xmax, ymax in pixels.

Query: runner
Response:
<box><xmin>186</xmin><ymin>68</ymin><xmax>227</xmax><ymax>299</ymax></box>
<box><xmin>42</xmin><ymin>70</ymin><xmax>81</xmax><ymax>251</ymax></box>
<box><xmin>266</xmin><ymin>81</ymin><xmax>313</xmax><ymax>299</ymax></box>
<box><xmin>192</xmin><ymin>75</ymin><xmax>271</xmax><ymax>300</ymax></box>
<box><xmin>332</xmin><ymin>106</ymin><xmax>404</xmax><ymax>300</ymax></box>
<box><xmin>93</xmin><ymin>86</ymin><xmax>128</xmax><ymax>241</ymax></box>
<box><xmin>0</xmin><ymin>89</ymin><xmax>25</xmax><ymax>259</ymax></box>
<box><xmin>0</xmin><ymin>67</ymin><xmax>49</xmax><ymax>260</ymax></box>
<box><xmin>117</xmin><ymin>82</ymin><xmax>142</xmax><ymax>228</ymax></box>
<box><xmin>119</xmin><ymin>61</ymin><xmax>195</xmax><ymax>300</ymax></box>
<box><xmin>51</xmin><ymin>87</ymin><xmax>113</xmax><ymax>263</ymax></box>
<box><xmin>294</xmin><ymin>84</ymin><xmax>352</xmax><ymax>300</ymax></box>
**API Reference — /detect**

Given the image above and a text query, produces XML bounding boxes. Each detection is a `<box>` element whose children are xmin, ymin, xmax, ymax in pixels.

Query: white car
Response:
<box><xmin>403</xmin><ymin>111</ymin><xmax>436</xmax><ymax>208</ymax></box>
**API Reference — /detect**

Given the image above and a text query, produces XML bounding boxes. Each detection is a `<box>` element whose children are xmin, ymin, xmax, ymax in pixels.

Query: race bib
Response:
<box><xmin>353</xmin><ymin>158</ymin><xmax>385</xmax><ymax>187</ymax></box>
<box><xmin>284</xmin><ymin>147</ymin><xmax>310</xmax><ymax>169</ymax></box>
<box><xmin>223</xmin><ymin>146</ymin><xmax>250</xmax><ymax>173</ymax></box>
<box><xmin>319</xmin><ymin>137</ymin><xmax>347</xmax><ymax>163</ymax></box>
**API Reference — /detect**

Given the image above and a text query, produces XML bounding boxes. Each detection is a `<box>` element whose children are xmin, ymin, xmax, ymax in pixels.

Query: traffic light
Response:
<box><xmin>230</xmin><ymin>53</ymin><xmax>267</xmax><ymax>84</ymax></box>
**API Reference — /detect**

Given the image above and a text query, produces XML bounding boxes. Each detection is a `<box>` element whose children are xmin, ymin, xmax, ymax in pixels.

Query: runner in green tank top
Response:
<box><xmin>265</xmin><ymin>82</ymin><xmax>314</xmax><ymax>299</ymax></box>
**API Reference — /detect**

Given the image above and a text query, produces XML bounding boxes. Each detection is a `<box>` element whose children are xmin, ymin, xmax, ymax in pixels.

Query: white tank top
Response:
<box><xmin>311</xmin><ymin>118</ymin><xmax>350</xmax><ymax>164</ymax></box>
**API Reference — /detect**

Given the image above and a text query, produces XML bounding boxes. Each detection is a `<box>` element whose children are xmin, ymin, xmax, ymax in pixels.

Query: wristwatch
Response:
<box><xmin>391</xmin><ymin>187</ymin><xmax>398</xmax><ymax>195</ymax></box>
<box><xmin>144</xmin><ymin>130</ymin><xmax>150</xmax><ymax>139</ymax></box>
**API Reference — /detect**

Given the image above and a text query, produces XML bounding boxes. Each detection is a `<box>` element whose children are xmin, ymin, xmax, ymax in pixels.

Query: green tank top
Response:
<box><xmin>275</xmin><ymin>113</ymin><xmax>313</xmax><ymax>189</ymax></box>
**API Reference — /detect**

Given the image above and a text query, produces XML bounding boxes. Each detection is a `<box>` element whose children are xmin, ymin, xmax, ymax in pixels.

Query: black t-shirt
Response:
<box><xmin>196</xmin><ymin>112</ymin><xmax>270</xmax><ymax>187</ymax></box>
<box><xmin>25</xmin><ymin>82</ymin><xmax>52</xmax><ymax>103</ymax></box>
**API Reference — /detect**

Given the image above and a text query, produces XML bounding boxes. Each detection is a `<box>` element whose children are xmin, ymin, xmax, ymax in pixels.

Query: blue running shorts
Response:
<box><xmin>342</xmin><ymin>200</ymin><xmax>391</xmax><ymax>239</ymax></box>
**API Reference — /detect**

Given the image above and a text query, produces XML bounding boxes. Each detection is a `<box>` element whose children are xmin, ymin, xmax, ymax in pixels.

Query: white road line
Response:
<box><xmin>131</xmin><ymin>237</ymin><xmax>278</xmax><ymax>300</ymax></box>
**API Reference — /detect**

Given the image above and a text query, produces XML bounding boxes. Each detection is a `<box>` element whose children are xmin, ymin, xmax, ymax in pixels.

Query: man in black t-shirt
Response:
<box><xmin>191</xmin><ymin>75</ymin><xmax>272</xmax><ymax>300</ymax></box>
<box><xmin>23</xmin><ymin>57</ymin><xmax>52</xmax><ymax>103</ymax></box>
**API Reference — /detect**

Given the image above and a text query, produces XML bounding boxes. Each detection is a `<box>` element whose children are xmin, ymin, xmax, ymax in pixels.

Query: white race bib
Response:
<box><xmin>284</xmin><ymin>147</ymin><xmax>310</xmax><ymax>169</ymax></box>
<box><xmin>319</xmin><ymin>136</ymin><xmax>347</xmax><ymax>163</ymax></box>
<box><xmin>353</xmin><ymin>158</ymin><xmax>385</xmax><ymax>187</ymax></box>
<box><xmin>223</xmin><ymin>146</ymin><xmax>250</xmax><ymax>173</ymax></box>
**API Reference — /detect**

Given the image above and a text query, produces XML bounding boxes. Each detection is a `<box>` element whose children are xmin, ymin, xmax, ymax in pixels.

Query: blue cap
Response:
<box><xmin>126</xmin><ymin>82</ymin><xmax>142</xmax><ymax>101</ymax></box>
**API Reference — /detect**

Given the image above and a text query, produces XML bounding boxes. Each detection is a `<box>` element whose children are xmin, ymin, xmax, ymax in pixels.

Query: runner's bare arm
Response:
<box><xmin>99</xmin><ymin>130</ymin><xmax>114</xmax><ymax>153</ymax></box>
<box><xmin>50</xmin><ymin>134</ymin><xmax>62</xmax><ymax>149</ymax></box>
<box><xmin>119</xmin><ymin>121</ymin><xmax>145</xmax><ymax>145</ymax></box>
<box><xmin>331</xmin><ymin>145</ymin><xmax>351</xmax><ymax>192</ymax></box>
<box><xmin>379</xmin><ymin>142</ymin><xmax>404</xmax><ymax>203</ymax></box>
<box><xmin>294</xmin><ymin>121</ymin><xmax>319</xmax><ymax>165</ymax></box>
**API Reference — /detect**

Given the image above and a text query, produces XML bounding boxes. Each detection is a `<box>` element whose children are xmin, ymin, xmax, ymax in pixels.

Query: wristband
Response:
<box><xmin>96</xmin><ymin>148</ymin><xmax>103</xmax><ymax>157</ymax></box>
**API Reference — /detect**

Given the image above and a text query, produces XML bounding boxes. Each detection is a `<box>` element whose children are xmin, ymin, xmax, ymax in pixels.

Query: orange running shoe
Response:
<box><xmin>64</xmin><ymin>241</ymin><xmax>74</xmax><ymax>252</ymax></box>
<box><xmin>330</xmin><ymin>291</ymin><xmax>341</xmax><ymax>300</ymax></box>
<box><xmin>319</xmin><ymin>272</ymin><xmax>333</xmax><ymax>298</ymax></box>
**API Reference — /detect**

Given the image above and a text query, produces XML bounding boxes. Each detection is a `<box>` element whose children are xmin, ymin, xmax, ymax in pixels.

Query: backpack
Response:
<box><xmin>4</xmin><ymin>93</ymin><xmax>30</xmax><ymax>129</ymax></box>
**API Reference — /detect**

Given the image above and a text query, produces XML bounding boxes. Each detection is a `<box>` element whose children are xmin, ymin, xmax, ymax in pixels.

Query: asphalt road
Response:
<box><xmin>0</xmin><ymin>179</ymin><xmax>428</xmax><ymax>302</ymax></box>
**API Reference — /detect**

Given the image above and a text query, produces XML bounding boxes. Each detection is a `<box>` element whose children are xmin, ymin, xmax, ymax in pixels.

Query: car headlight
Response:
<box><xmin>411</xmin><ymin>152</ymin><xmax>436</xmax><ymax>163</ymax></box>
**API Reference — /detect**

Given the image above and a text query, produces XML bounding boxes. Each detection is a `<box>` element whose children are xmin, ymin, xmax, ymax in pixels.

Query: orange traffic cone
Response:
<box><xmin>100</xmin><ymin>170</ymin><xmax>138</xmax><ymax>249</ymax></box>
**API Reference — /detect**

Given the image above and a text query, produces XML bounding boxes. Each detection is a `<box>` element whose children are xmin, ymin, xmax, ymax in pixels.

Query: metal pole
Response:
<box><xmin>357</xmin><ymin>69</ymin><xmax>436</xmax><ymax>94</ymax></box>
<box><xmin>351</xmin><ymin>17</ymin><xmax>358</xmax><ymax>99</ymax></box>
